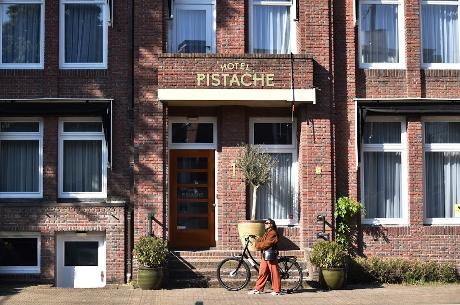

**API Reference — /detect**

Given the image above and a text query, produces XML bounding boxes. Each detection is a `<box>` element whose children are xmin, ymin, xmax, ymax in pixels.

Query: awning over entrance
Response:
<box><xmin>0</xmin><ymin>98</ymin><xmax>113</xmax><ymax>165</ymax></box>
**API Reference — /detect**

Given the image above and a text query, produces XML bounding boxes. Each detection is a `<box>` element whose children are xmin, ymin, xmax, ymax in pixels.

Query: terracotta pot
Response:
<box><xmin>138</xmin><ymin>266</ymin><xmax>164</xmax><ymax>290</ymax></box>
<box><xmin>237</xmin><ymin>221</ymin><xmax>265</xmax><ymax>252</ymax></box>
<box><xmin>321</xmin><ymin>268</ymin><xmax>345</xmax><ymax>290</ymax></box>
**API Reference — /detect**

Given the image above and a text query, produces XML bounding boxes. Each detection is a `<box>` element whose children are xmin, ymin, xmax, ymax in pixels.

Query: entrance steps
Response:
<box><xmin>164</xmin><ymin>250</ymin><xmax>314</xmax><ymax>289</ymax></box>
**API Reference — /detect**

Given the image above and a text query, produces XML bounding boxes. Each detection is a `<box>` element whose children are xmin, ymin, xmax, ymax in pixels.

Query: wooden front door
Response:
<box><xmin>169</xmin><ymin>149</ymin><xmax>215</xmax><ymax>248</ymax></box>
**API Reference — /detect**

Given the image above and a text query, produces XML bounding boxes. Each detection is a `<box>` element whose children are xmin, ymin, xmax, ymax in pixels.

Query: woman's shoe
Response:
<box><xmin>270</xmin><ymin>291</ymin><xmax>280</xmax><ymax>296</ymax></box>
<box><xmin>248</xmin><ymin>290</ymin><xmax>261</xmax><ymax>295</ymax></box>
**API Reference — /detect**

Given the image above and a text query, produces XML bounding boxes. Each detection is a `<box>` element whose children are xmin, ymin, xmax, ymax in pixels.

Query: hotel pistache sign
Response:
<box><xmin>196</xmin><ymin>62</ymin><xmax>275</xmax><ymax>87</ymax></box>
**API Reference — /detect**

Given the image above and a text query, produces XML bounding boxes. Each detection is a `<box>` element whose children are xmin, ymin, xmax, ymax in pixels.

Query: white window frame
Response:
<box><xmin>169</xmin><ymin>117</ymin><xmax>217</xmax><ymax>150</ymax></box>
<box><xmin>59</xmin><ymin>0</ymin><xmax>109</xmax><ymax>69</ymax></box>
<box><xmin>58</xmin><ymin>117</ymin><xmax>107</xmax><ymax>199</ymax></box>
<box><xmin>0</xmin><ymin>117</ymin><xmax>43</xmax><ymax>198</ymax></box>
<box><xmin>0</xmin><ymin>0</ymin><xmax>45</xmax><ymax>69</ymax></box>
<box><xmin>420</xmin><ymin>0</ymin><xmax>460</xmax><ymax>69</ymax></box>
<box><xmin>249</xmin><ymin>0</ymin><xmax>297</xmax><ymax>54</ymax></box>
<box><xmin>423</xmin><ymin>116</ymin><xmax>460</xmax><ymax>225</ymax></box>
<box><xmin>360</xmin><ymin>116</ymin><xmax>408</xmax><ymax>225</ymax></box>
<box><xmin>358</xmin><ymin>0</ymin><xmax>406</xmax><ymax>69</ymax></box>
<box><xmin>249</xmin><ymin>117</ymin><xmax>298</xmax><ymax>226</ymax></box>
<box><xmin>0</xmin><ymin>232</ymin><xmax>41</xmax><ymax>274</ymax></box>
<box><xmin>168</xmin><ymin>0</ymin><xmax>216</xmax><ymax>53</ymax></box>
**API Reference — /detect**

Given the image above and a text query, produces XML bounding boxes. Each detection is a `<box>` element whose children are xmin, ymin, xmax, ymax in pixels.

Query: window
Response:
<box><xmin>424</xmin><ymin>118</ymin><xmax>460</xmax><ymax>224</ymax></box>
<box><xmin>0</xmin><ymin>118</ymin><xmax>43</xmax><ymax>198</ymax></box>
<box><xmin>59</xmin><ymin>118</ymin><xmax>107</xmax><ymax>198</ymax></box>
<box><xmin>249</xmin><ymin>118</ymin><xmax>298</xmax><ymax>225</ymax></box>
<box><xmin>421</xmin><ymin>0</ymin><xmax>460</xmax><ymax>68</ymax></box>
<box><xmin>361</xmin><ymin>117</ymin><xmax>407</xmax><ymax>225</ymax></box>
<box><xmin>0</xmin><ymin>232</ymin><xmax>40</xmax><ymax>274</ymax></box>
<box><xmin>249</xmin><ymin>0</ymin><xmax>295</xmax><ymax>54</ymax></box>
<box><xmin>169</xmin><ymin>0</ymin><xmax>215</xmax><ymax>53</ymax></box>
<box><xmin>0</xmin><ymin>0</ymin><xmax>44</xmax><ymax>69</ymax></box>
<box><xmin>358</xmin><ymin>0</ymin><xmax>405</xmax><ymax>69</ymax></box>
<box><xmin>169</xmin><ymin>117</ymin><xmax>217</xmax><ymax>149</ymax></box>
<box><xmin>60</xmin><ymin>0</ymin><xmax>108</xmax><ymax>69</ymax></box>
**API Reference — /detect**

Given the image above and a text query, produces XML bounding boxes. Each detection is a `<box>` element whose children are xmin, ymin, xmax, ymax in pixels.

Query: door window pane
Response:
<box><xmin>176</xmin><ymin>9</ymin><xmax>206</xmax><ymax>53</ymax></box>
<box><xmin>177</xmin><ymin>217</ymin><xmax>208</xmax><ymax>230</ymax></box>
<box><xmin>254</xmin><ymin>123</ymin><xmax>292</xmax><ymax>145</ymax></box>
<box><xmin>2</xmin><ymin>4</ymin><xmax>41</xmax><ymax>64</ymax></box>
<box><xmin>177</xmin><ymin>187</ymin><xmax>208</xmax><ymax>200</ymax></box>
<box><xmin>177</xmin><ymin>172</ymin><xmax>208</xmax><ymax>184</ymax></box>
<box><xmin>64</xmin><ymin>241</ymin><xmax>98</xmax><ymax>266</ymax></box>
<box><xmin>172</xmin><ymin>123</ymin><xmax>213</xmax><ymax>143</ymax></box>
<box><xmin>177</xmin><ymin>201</ymin><xmax>208</xmax><ymax>214</ymax></box>
<box><xmin>0</xmin><ymin>238</ymin><xmax>38</xmax><ymax>266</ymax></box>
<box><xmin>177</xmin><ymin>157</ymin><xmax>208</xmax><ymax>169</ymax></box>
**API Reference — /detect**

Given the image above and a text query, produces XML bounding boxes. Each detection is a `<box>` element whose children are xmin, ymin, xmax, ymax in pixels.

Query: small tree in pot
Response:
<box><xmin>236</xmin><ymin>144</ymin><xmax>276</xmax><ymax>249</ymax></box>
<box><xmin>133</xmin><ymin>236</ymin><xmax>168</xmax><ymax>290</ymax></box>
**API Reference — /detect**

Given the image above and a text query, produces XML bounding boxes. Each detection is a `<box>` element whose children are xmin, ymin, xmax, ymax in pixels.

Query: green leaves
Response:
<box><xmin>236</xmin><ymin>144</ymin><xmax>276</xmax><ymax>188</ymax></box>
<box><xmin>133</xmin><ymin>236</ymin><xmax>168</xmax><ymax>268</ymax></box>
<box><xmin>310</xmin><ymin>240</ymin><xmax>347</xmax><ymax>269</ymax></box>
<box><xmin>334</xmin><ymin>197</ymin><xmax>365</xmax><ymax>251</ymax></box>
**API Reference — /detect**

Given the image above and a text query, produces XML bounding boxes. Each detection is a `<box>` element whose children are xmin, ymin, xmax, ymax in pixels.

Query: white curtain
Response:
<box><xmin>176</xmin><ymin>9</ymin><xmax>206</xmax><ymax>53</ymax></box>
<box><xmin>422</xmin><ymin>4</ymin><xmax>459</xmax><ymax>63</ymax></box>
<box><xmin>255</xmin><ymin>153</ymin><xmax>293</xmax><ymax>220</ymax></box>
<box><xmin>360</xmin><ymin>4</ymin><xmax>399</xmax><ymax>63</ymax></box>
<box><xmin>2</xmin><ymin>4</ymin><xmax>41</xmax><ymax>63</ymax></box>
<box><xmin>253</xmin><ymin>5</ymin><xmax>290</xmax><ymax>54</ymax></box>
<box><xmin>63</xmin><ymin>140</ymin><xmax>102</xmax><ymax>192</ymax></box>
<box><xmin>0</xmin><ymin>140</ymin><xmax>39</xmax><ymax>192</ymax></box>
<box><xmin>65</xmin><ymin>4</ymin><xmax>103</xmax><ymax>63</ymax></box>
<box><xmin>363</xmin><ymin>152</ymin><xmax>402</xmax><ymax>218</ymax></box>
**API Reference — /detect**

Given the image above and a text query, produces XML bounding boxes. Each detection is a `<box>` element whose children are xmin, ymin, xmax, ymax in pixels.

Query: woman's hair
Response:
<box><xmin>266</xmin><ymin>218</ymin><xmax>277</xmax><ymax>231</ymax></box>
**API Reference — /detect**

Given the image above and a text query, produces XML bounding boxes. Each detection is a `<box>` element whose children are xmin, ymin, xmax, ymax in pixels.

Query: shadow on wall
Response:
<box><xmin>277</xmin><ymin>229</ymin><xmax>300</xmax><ymax>251</ymax></box>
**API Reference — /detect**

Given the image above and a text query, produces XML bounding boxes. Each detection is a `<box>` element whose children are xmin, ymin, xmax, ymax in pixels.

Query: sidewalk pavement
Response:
<box><xmin>0</xmin><ymin>284</ymin><xmax>459</xmax><ymax>305</ymax></box>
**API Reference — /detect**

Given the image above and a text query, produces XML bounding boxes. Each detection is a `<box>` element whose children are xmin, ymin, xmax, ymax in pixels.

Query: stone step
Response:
<box><xmin>164</xmin><ymin>277</ymin><xmax>311</xmax><ymax>290</ymax></box>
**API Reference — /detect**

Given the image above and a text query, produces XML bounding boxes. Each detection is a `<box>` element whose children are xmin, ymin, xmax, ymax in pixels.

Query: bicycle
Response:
<box><xmin>216</xmin><ymin>235</ymin><xmax>303</xmax><ymax>293</ymax></box>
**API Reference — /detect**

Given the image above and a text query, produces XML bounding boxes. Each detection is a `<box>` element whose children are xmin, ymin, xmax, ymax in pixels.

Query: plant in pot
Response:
<box><xmin>335</xmin><ymin>196</ymin><xmax>365</xmax><ymax>255</ymax></box>
<box><xmin>236</xmin><ymin>144</ymin><xmax>276</xmax><ymax>250</ymax></box>
<box><xmin>133</xmin><ymin>236</ymin><xmax>168</xmax><ymax>290</ymax></box>
<box><xmin>310</xmin><ymin>240</ymin><xmax>348</xmax><ymax>290</ymax></box>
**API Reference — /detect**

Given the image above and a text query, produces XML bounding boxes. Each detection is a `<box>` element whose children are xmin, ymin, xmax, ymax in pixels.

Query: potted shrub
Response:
<box><xmin>310</xmin><ymin>240</ymin><xmax>348</xmax><ymax>290</ymax></box>
<box><xmin>133</xmin><ymin>236</ymin><xmax>168</xmax><ymax>290</ymax></box>
<box><xmin>236</xmin><ymin>144</ymin><xmax>276</xmax><ymax>250</ymax></box>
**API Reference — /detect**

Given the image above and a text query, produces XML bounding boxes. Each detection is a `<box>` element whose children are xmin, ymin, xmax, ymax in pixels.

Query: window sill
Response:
<box><xmin>0</xmin><ymin>268</ymin><xmax>40</xmax><ymax>274</ymax></box>
<box><xmin>424</xmin><ymin>218</ymin><xmax>460</xmax><ymax>225</ymax></box>
<box><xmin>362</xmin><ymin>219</ymin><xmax>408</xmax><ymax>226</ymax></box>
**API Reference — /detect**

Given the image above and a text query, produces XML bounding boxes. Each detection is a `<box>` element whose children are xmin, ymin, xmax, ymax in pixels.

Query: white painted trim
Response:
<box><xmin>58</xmin><ymin>117</ymin><xmax>107</xmax><ymax>199</ymax></box>
<box><xmin>358</xmin><ymin>0</ymin><xmax>406</xmax><ymax>69</ymax></box>
<box><xmin>0</xmin><ymin>232</ymin><xmax>41</xmax><ymax>274</ymax></box>
<box><xmin>0</xmin><ymin>117</ymin><xmax>43</xmax><ymax>198</ymax></box>
<box><xmin>158</xmin><ymin>88</ymin><xmax>316</xmax><ymax>103</ymax></box>
<box><xmin>168</xmin><ymin>116</ymin><xmax>217</xmax><ymax>149</ymax></box>
<box><xmin>59</xmin><ymin>0</ymin><xmax>108</xmax><ymax>69</ymax></box>
<box><xmin>0</xmin><ymin>0</ymin><xmax>45</xmax><ymax>69</ymax></box>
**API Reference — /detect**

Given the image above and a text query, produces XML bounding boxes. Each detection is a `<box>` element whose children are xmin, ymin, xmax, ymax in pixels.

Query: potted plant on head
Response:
<box><xmin>236</xmin><ymin>144</ymin><xmax>276</xmax><ymax>250</ymax></box>
<box><xmin>133</xmin><ymin>236</ymin><xmax>168</xmax><ymax>290</ymax></box>
<box><xmin>310</xmin><ymin>240</ymin><xmax>348</xmax><ymax>290</ymax></box>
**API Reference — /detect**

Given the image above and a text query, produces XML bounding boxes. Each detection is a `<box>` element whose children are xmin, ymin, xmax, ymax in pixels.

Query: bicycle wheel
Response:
<box><xmin>216</xmin><ymin>257</ymin><xmax>251</xmax><ymax>291</ymax></box>
<box><xmin>278</xmin><ymin>257</ymin><xmax>303</xmax><ymax>292</ymax></box>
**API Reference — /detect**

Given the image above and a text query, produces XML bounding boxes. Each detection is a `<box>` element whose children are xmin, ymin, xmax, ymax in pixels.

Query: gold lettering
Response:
<box><xmin>241</xmin><ymin>73</ymin><xmax>252</xmax><ymax>87</ymax></box>
<box><xmin>229</xmin><ymin>74</ymin><xmax>240</xmax><ymax>87</ymax></box>
<box><xmin>211</xmin><ymin>74</ymin><xmax>220</xmax><ymax>87</ymax></box>
<box><xmin>266</xmin><ymin>74</ymin><xmax>274</xmax><ymax>87</ymax></box>
<box><xmin>227</xmin><ymin>63</ymin><xmax>235</xmax><ymax>70</ymax></box>
<box><xmin>222</xmin><ymin>74</ymin><xmax>230</xmax><ymax>86</ymax></box>
<box><xmin>253</xmin><ymin>73</ymin><xmax>265</xmax><ymax>87</ymax></box>
<box><xmin>197</xmin><ymin>74</ymin><xmax>206</xmax><ymax>86</ymax></box>
<box><xmin>221</xmin><ymin>64</ymin><xmax>227</xmax><ymax>72</ymax></box>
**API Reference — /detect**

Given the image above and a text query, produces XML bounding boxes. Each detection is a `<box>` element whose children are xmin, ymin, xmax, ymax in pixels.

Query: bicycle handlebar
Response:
<box><xmin>244</xmin><ymin>235</ymin><xmax>257</xmax><ymax>242</ymax></box>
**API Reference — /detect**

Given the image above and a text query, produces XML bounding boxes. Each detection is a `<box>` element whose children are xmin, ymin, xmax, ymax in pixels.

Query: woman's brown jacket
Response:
<box><xmin>255</xmin><ymin>228</ymin><xmax>278</xmax><ymax>251</ymax></box>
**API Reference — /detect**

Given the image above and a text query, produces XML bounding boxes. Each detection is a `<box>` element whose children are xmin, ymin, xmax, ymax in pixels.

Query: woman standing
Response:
<box><xmin>248</xmin><ymin>218</ymin><xmax>281</xmax><ymax>295</ymax></box>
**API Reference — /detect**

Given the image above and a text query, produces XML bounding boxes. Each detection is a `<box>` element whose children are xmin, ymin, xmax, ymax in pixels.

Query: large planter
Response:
<box><xmin>237</xmin><ymin>221</ymin><xmax>265</xmax><ymax>251</ymax></box>
<box><xmin>138</xmin><ymin>266</ymin><xmax>164</xmax><ymax>290</ymax></box>
<box><xmin>321</xmin><ymin>268</ymin><xmax>345</xmax><ymax>290</ymax></box>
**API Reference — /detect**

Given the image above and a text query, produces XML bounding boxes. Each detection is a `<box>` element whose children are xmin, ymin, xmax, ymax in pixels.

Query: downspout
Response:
<box><xmin>328</xmin><ymin>0</ymin><xmax>336</xmax><ymax>239</ymax></box>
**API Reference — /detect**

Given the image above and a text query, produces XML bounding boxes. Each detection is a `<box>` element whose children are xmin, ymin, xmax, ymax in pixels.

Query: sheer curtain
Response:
<box><xmin>0</xmin><ymin>140</ymin><xmax>39</xmax><ymax>192</ymax></box>
<box><xmin>421</xmin><ymin>4</ymin><xmax>459</xmax><ymax>63</ymax></box>
<box><xmin>255</xmin><ymin>153</ymin><xmax>293</xmax><ymax>220</ymax></box>
<box><xmin>360</xmin><ymin>4</ymin><xmax>399</xmax><ymax>63</ymax></box>
<box><xmin>253</xmin><ymin>5</ymin><xmax>290</xmax><ymax>54</ymax></box>
<box><xmin>63</xmin><ymin>140</ymin><xmax>102</xmax><ymax>192</ymax></box>
<box><xmin>363</xmin><ymin>152</ymin><xmax>402</xmax><ymax>218</ymax></box>
<box><xmin>2</xmin><ymin>4</ymin><xmax>41</xmax><ymax>63</ymax></box>
<box><xmin>65</xmin><ymin>4</ymin><xmax>103</xmax><ymax>63</ymax></box>
<box><xmin>176</xmin><ymin>9</ymin><xmax>206</xmax><ymax>53</ymax></box>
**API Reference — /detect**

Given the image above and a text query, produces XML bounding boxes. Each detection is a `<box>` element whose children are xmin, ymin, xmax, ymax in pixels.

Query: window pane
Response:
<box><xmin>363</xmin><ymin>122</ymin><xmax>401</xmax><ymax>144</ymax></box>
<box><xmin>360</xmin><ymin>4</ymin><xmax>400</xmax><ymax>63</ymax></box>
<box><xmin>63</xmin><ymin>140</ymin><xmax>102</xmax><ymax>192</ymax></box>
<box><xmin>2</xmin><ymin>4</ymin><xmax>41</xmax><ymax>64</ymax></box>
<box><xmin>0</xmin><ymin>238</ymin><xmax>37</xmax><ymax>266</ymax></box>
<box><xmin>0</xmin><ymin>140</ymin><xmax>39</xmax><ymax>192</ymax></box>
<box><xmin>177</xmin><ymin>172</ymin><xmax>208</xmax><ymax>184</ymax></box>
<box><xmin>177</xmin><ymin>157</ymin><xmax>208</xmax><ymax>169</ymax></box>
<box><xmin>63</xmin><ymin>122</ymin><xmax>102</xmax><ymax>132</ymax></box>
<box><xmin>172</xmin><ymin>123</ymin><xmax>213</xmax><ymax>143</ymax></box>
<box><xmin>363</xmin><ymin>152</ymin><xmax>402</xmax><ymax>218</ymax></box>
<box><xmin>0</xmin><ymin>122</ymin><xmax>39</xmax><ymax>132</ymax></box>
<box><xmin>177</xmin><ymin>187</ymin><xmax>208</xmax><ymax>200</ymax></box>
<box><xmin>65</xmin><ymin>4</ymin><xmax>103</xmax><ymax>63</ymax></box>
<box><xmin>254</xmin><ymin>123</ymin><xmax>292</xmax><ymax>145</ymax></box>
<box><xmin>177</xmin><ymin>217</ymin><xmax>208</xmax><ymax>230</ymax></box>
<box><xmin>176</xmin><ymin>9</ymin><xmax>207</xmax><ymax>53</ymax></box>
<box><xmin>64</xmin><ymin>241</ymin><xmax>98</xmax><ymax>266</ymax></box>
<box><xmin>253</xmin><ymin>5</ymin><xmax>290</xmax><ymax>54</ymax></box>
<box><xmin>425</xmin><ymin>152</ymin><xmax>460</xmax><ymax>218</ymax></box>
<box><xmin>256</xmin><ymin>153</ymin><xmax>293</xmax><ymax>219</ymax></box>
<box><xmin>425</xmin><ymin>122</ymin><xmax>460</xmax><ymax>143</ymax></box>
<box><xmin>422</xmin><ymin>4</ymin><xmax>459</xmax><ymax>63</ymax></box>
